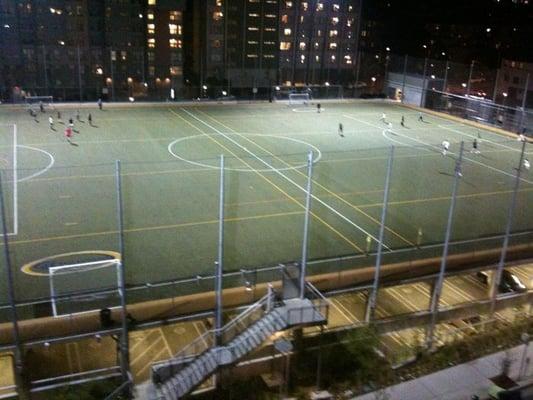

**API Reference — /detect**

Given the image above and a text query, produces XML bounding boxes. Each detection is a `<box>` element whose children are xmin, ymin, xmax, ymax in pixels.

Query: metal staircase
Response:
<box><xmin>151</xmin><ymin>283</ymin><xmax>328</xmax><ymax>400</ymax></box>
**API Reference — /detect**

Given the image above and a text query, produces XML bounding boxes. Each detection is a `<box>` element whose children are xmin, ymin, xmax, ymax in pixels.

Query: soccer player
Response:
<box><xmin>68</xmin><ymin>117</ymin><xmax>74</xmax><ymax>128</ymax></box>
<box><xmin>381</xmin><ymin>113</ymin><xmax>387</xmax><ymax>123</ymax></box>
<box><xmin>441</xmin><ymin>140</ymin><xmax>450</xmax><ymax>156</ymax></box>
<box><xmin>76</xmin><ymin>109</ymin><xmax>80</xmax><ymax>121</ymax></box>
<box><xmin>524</xmin><ymin>159</ymin><xmax>531</xmax><ymax>171</ymax></box>
<box><xmin>57</xmin><ymin>110</ymin><xmax>61</xmax><ymax>121</ymax></box>
<box><xmin>64</xmin><ymin>126</ymin><xmax>73</xmax><ymax>143</ymax></box>
<box><xmin>387</xmin><ymin>122</ymin><xmax>393</xmax><ymax>133</ymax></box>
<box><xmin>418</xmin><ymin>112</ymin><xmax>424</xmax><ymax>122</ymax></box>
<box><xmin>98</xmin><ymin>98</ymin><xmax>103</xmax><ymax>110</ymax></box>
<box><xmin>471</xmin><ymin>138</ymin><xmax>480</xmax><ymax>154</ymax></box>
<box><xmin>401</xmin><ymin>115</ymin><xmax>405</xmax><ymax>127</ymax></box>
<box><xmin>48</xmin><ymin>116</ymin><xmax>54</xmax><ymax>130</ymax></box>
<box><xmin>39</xmin><ymin>101</ymin><xmax>44</xmax><ymax>113</ymax></box>
<box><xmin>88</xmin><ymin>113</ymin><xmax>93</xmax><ymax>126</ymax></box>
<box><xmin>338</xmin><ymin>123</ymin><xmax>344</xmax><ymax>137</ymax></box>
<box><xmin>317</xmin><ymin>103</ymin><xmax>321</xmax><ymax>113</ymax></box>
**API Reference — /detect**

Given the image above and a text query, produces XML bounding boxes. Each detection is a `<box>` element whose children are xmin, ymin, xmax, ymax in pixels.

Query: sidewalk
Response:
<box><xmin>353</xmin><ymin>343</ymin><xmax>533</xmax><ymax>400</ymax></box>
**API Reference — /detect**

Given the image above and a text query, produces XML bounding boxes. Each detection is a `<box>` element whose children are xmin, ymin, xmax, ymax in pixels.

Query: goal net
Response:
<box><xmin>25</xmin><ymin>96</ymin><xmax>54</xmax><ymax>109</ymax></box>
<box><xmin>288</xmin><ymin>93</ymin><xmax>311</xmax><ymax>106</ymax></box>
<box><xmin>49</xmin><ymin>259</ymin><xmax>122</xmax><ymax>317</ymax></box>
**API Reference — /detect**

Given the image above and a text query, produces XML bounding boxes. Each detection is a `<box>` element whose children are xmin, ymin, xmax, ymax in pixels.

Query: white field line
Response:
<box><xmin>16</xmin><ymin>145</ymin><xmax>55</xmax><ymax>182</ymax></box>
<box><xmin>181</xmin><ymin>108</ymin><xmax>390</xmax><ymax>250</ymax></box>
<box><xmin>13</xmin><ymin>124</ymin><xmax>18</xmax><ymax>235</ymax></box>
<box><xmin>344</xmin><ymin>114</ymin><xmax>533</xmax><ymax>186</ymax></box>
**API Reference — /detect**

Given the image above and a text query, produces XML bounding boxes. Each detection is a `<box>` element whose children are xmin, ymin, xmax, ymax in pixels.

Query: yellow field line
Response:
<box><xmin>135</xmin><ymin>346</ymin><xmax>169</xmax><ymax>378</ymax></box>
<box><xmin>159</xmin><ymin>327</ymin><xmax>173</xmax><ymax>357</ymax></box>
<box><xmin>6</xmin><ymin>210</ymin><xmax>304</xmax><ymax>246</ymax></box>
<box><xmin>196</xmin><ymin>108</ymin><xmax>415</xmax><ymax>247</ymax></box>
<box><xmin>170</xmin><ymin>108</ymin><xmax>363</xmax><ymax>252</ymax></box>
<box><xmin>130</xmin><ymin>336</ymin><xmax>163</xmax><ymax>365</ymax></box>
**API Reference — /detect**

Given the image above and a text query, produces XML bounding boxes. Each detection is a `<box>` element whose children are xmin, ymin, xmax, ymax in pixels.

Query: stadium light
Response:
<box><xmin>461</xmin><ymin>83</ymin><xmax>467</xmax><ymax>88</ymax></box>
<box><xmin>129</xmin><ymin>97</ymin><xmax>135</xmax><ymax>102</ymax></box>
<box><xmin>431</xmin><ymin>74</ymin><xmax>436</xmax><ymax>79</ymax></box>
<box><xmin>386</xmin><ymin>47</ymin><xmax>390</xmax><ymax>51</ymax></box>
<box><xmin>222</xmin><ymin>90</ymin><xmax>227</xmax><ymax>96</ymax></box>
<box><xmin>127</xmin><ymin>77</ymin><xmax>133</xmax><ymax>83</ymax></box>
<box><xmin>422</xmin><ymin>44</ymin><xmax>427</xmax><ymax>49</ymax></box>
<box><xmin>275</xmin><ymin>86</ymin><xmax>281</xmax><ymax>91</ymax></box>
<box><xmin>486</xmin><ymin>27</ymin><xmax>491</xmax><ymax>33</ymax></box>
<box><xmin>325</xmin><ymin>82</ymin><xmax>330</xmax><ymax>86</ymax></box>
<box><xmin>371</xmin><ymin>77</ymin><xmax>377</xmax><ymax>82</ymax></box>
<box><xmin>202</xmin><ymin>85</ymin><xmax>208</xmax><ymax>90</ymax></box>
<box><xmin>502</xmin><ymin>92</ymin><xmax>508</xmax><ymax>97</ymax></box>
<box><xmin>96</xmin><ymin>67</ymin><xmax>103</xmax><ymax>75</ymax></box>
<box><xmin>139</xmin><ymin>13</ymin><xmax>143</xmax><ymax>18</ymax></box>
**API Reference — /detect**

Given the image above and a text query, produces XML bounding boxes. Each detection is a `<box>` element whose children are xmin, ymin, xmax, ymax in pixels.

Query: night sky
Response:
<box><xmin>364</xmin><ymin>0</ymin><xmax>533</xmax><ymax>66</ymax></box>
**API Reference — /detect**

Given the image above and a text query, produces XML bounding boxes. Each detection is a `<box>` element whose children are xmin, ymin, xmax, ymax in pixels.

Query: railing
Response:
<box><xmin>152</xmin><ymin>287</ymin><xmax>277</xmax><ymax>382</ymax></box>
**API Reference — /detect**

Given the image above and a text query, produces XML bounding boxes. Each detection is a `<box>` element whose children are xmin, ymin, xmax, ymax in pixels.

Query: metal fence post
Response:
<box><xmin>490</xmin><ymin>140</ymin><xmax>527</xmax><ymax>316</ymax></box>
<box><xmin>420</xmin><ymin>57</ymin><xmax>428</xmax><ymax>107</ymax></box>
<box><xmin>519</xmin><ymin>73</ymin><xmax>530</xmax><ymax>133</ymax></box>
<box><xmin>466</xmin><ymin>60</ymin><xmax>475</xmax><ymax>97</ymax></box>
<box><xmin>115</xmin><ymin>160</ymin><xmax>131</xmax><ymax>397</ymax></box>
<box><xmin>401</xmin><ymin>55</ymin><xmax>408</xmax><ymax>103</ymax></box>
<box><xmin>443</xmin><ymin>60</ymin><xmax>450</xmax><ymax>93</ymax></box>
<box><xmin>0</xmin><ymin>172</ymin><xmax>28</xmax><ymax>399</ymax></box>
<box><xmin>365</xmin><ymin>146</ymin><xmax>394</xmax><ymax>323</ymax></box>
<box><xmin>426</xmin><ymin>142</ymin><xmax>464</xmax><ymax>348</ymax></box>
<box><xmin>77</xmin><ymin>46</ymin><xmax>83</xmax><ymax>102</ymax></box>
<box><xmin>300</xmin><ymin>151</ymin><xmax>314</xmax><ymax>298</ymax></box>
<box><xmin>215</xmin><ymin>155</ymin><xmax>225</xmax><ymax>344</ymax></box>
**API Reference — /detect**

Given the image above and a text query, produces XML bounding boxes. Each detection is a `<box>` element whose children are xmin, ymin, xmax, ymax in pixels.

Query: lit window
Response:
<box><xmin>315</xmin><ymin>55</ymin><xmax>320</xmax><ymax>62</ymax></box>
<box><xmin>213</xmin><ymin>11</ymin><xmax>223</xmax><ymax>20</ymax></box>
<box><xmin>280</xmin><ymin>42</ymin><xmax>291</xmax><ymax>50</ymax></box>
<box><xmin>300</xmin><ymin>54</ymin><xmax>305</xmax><ymax>63</ymax></box>
<box><xmin>170</xmin><ymin>66</ymin><xmax>182</xmax><ymax>76</ymax></box>
<box><xmin>265</xmin><ymin>14</ymin><xmax>276</xmax><ymax>18</ymax></box>
<box><xmin>344</xmin><ymin>55</ymin><xmax>352</xmax><ymax>64</ymax></box>
<box><xmin>329</xmin><ymin>42</ymin><xmax>337</xmax><ymax>50</ymax></box>
<box><xmin>284</xmin><ymin>28</ymin><xmax>291</xmax><ymax>35</ymax></box>
<box><xmin>216</xmin><ymin>0</ymin><xmax>223</xmax><ymax>5</ymax></box>
<box><xmin>121</xmin><ymin>51</ymin><xmax>127</xmax><ymax>60</ymax></box>
<box><xmin>147</xmin><ymin>13</ymin><xmax>154</xmax><ymax>20</ymax></box>
<box><xmin>263</xmin><ymin>54</ymin><xmax>275</xmax><ymax>58</ymax></box>
<box><xmin>249</xmin><ymin>13</ymin><xmax>259</xmax><ymax>17</ymax></box>
<box><xmin>285</xmin><ymin>1</ymin><xmax>293</xmax><ymax>8</ymax></box>
<box><xmin>169</xmin><ymin>23</ymin><xmax>178</xmax><ymax>34</ymax></box>
<box><xmin>331</xmin><ymin>17</ymin><xmax>339</xmax><ymax>25</ymax></box>
<box><xmin>348</xmin><ymin>5</ymin><xmax>353</xmax><ymax>11</ymax></box>
<box><xmin>329</xmin><ymin>30</ymin><xmax>338</xmax><ymax>37</ymax></box>
<box><xmin>147</xmin><ymin>24</ymin><xmax>155</xmax><ymax>34</ymax></box>
<box><xmin>299</xmin><ymin>42</ymin><xmax>306</xmax><ymax>50</ymax></box>
<box><xmin>314</xmin><ymin>42</ymin><xmax>319</xmax><ymax>49</ymax></box>
<box><xmin>247</xmin><ymin>54</ymin><xmax>259</xmax><ymax>58</ymax></box>
<box><xmin>148</xmin><ymin>38</ymin><xmax>155</xmax><ymax>48</ymax></box>
<box><xmin>316</xmin><ymin>3</ymin><xmax>323</xmax><ymax>11</ymax></box>
<box><xmin>332</xmin><ymin>4</ymin><xmax>340</xmax><ymax>11</ymax></box>
<box><xmin>317</xmin><ymin>29</ymin><xmax>322</xmax><ymax>37</ymax></box>
<box><xmin>331</xmin><ymin>55</ymin><xmax>336</xmax><ymax>61</ymax></box>
<box><xmin>169</xmin><ymin>11</ymin><xmax>181</xmax><ymax>21</ymax></box>
<box><xmin>248</xmin><ymin>26</ymin><xmax>259</xmax><ymax>31</ymax></box>
<box><xmin>264</xmin><ymin>41</ymin><xmax>275</xmax><ymax>45</ymax></box>
<box><xmin>302</xmin><ymin>2</ymin><xmax>308</xmax><ymax>11</ymax></box>
<box><xmin>281</xmin><ymin>14</ymin><xmax>288</xmax><ymax>23</ymax></box>
<box><xmin>148</xmin><ymin>0</ymin><xmax>156</xmax><ymax>4</ymax></box>
<box><xmin>248</xmin><ymin>40</ymin><xmax>259</xmax><ymax>44</ymax></box>
<box><xmin>265</xmin><ymin>27</ymin><xmax>276</xmax><ymax>31</ymax></box>
<box><xmin>347</xmin><ymin>18</ymin><xmax>353</xmax><ymax>27</ymax></box>
<box><xmin>169</xmin><ymin>38</ymin><xmax>181</xmax><ymax>48</ymax></box>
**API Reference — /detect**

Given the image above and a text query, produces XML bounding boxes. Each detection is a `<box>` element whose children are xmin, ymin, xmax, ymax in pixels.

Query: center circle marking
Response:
<box><xmin>168</xmin><ymin>133</ymin><xmax>322</xmax><ymax>172</ymax></box>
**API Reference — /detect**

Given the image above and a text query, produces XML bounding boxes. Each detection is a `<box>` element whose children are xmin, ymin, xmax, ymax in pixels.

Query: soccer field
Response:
<box><xmin>0</xmin><ymin>100</ymin><xmax>532</xmax><ymax>319</ymax></box>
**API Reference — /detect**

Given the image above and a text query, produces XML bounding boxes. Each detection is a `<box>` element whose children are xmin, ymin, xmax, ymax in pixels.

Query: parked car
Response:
<box><xmin>474</xmin><ymin>270</ymin><xmax>526</xmax><ymax>293</ymax></box>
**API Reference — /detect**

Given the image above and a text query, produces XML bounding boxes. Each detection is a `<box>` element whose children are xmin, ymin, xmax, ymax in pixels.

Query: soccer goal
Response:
<box><xmin>289</xmin><ymin>93</ymin><xmax>311</xmax><ymax>106</ymax></box>
<box><xmin>25</xmin><ymin>96</ymin><xmax>54</xmax><ymax>109</ymax></box>
<box><xmin>49</xmin><ymin>259</ymin><xmax>122</xmax><ymax>317</ymax></box>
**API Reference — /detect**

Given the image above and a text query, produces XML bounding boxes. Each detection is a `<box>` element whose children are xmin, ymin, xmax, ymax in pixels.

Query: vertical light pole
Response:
<box><xmin>427</xmin><ymin>142</ymin><xmax>465</xmax><ymax>348</ymax></box>
<box><xmin>490</xmin><ymin>140</ymin><xmax>527</xmax><ymax>317</ymax></box>
<box><xmin>299</xmin><ymin>151</ymin><xmax>314</xmax><ymax>298</ymax></box>
<box><xmin>401</xmin><ymin>55</ymin><xmax>408</xmax><ymax>103</ymax></box>
<box><xmin>215</xmin><ymin>155</ymin><xmax>225</xmax><ymax>345</ymax></box>
<box><xmin>519</xmin><ymin>73</ymin><xmax>530</xmax><ymax>133</ymax></box>
<box><xmin>420</xmin><ymin>57</ymin><xmax>428</xmax><ymax>107</ymax></box>
<box><xmin>365</xmin><ymin>146</ymin><xmax>394</xmax><ymax>323</ymax></box>
<box><xmin>115</xmin><ymin>160</ymin><xmax>131</xmax><ymax>397</ymax></box>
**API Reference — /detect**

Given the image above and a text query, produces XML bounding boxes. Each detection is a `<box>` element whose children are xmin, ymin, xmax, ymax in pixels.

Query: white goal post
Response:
<box><xmin>289</xmin><ymin>93</ymin><xmax>311</xmax><ymax>106</ymax></box>
<box><xmin>49</xmin><ymin>259</ymin><xmax>122</xmax><ymax>317</ymax></box>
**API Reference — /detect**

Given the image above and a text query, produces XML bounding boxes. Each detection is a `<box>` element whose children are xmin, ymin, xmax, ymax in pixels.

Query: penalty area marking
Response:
<box><xmin>16</xmin><ymin>145</ymin><xmax>55</xmax><ymax>182</ymax></box>
<box><xmin>168</xmin><ymin>133</ymin><xmax>322</xmax><ymax>173</ymax></box>
<box><xmin>292</xmin><ymin>107</ymin><xmax>325</xmax><ymax>113</ymax></box>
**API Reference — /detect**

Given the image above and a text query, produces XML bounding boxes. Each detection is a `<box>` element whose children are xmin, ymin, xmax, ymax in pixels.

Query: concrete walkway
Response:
<box><xmin>353</xmin><ymin>343</ymin><xmax>533</xmax><ymax>400</ymax></box>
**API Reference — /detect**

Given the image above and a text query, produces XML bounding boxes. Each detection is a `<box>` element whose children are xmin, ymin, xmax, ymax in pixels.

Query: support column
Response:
<box><xmin>519</xmin><ymin>73</ymin><xmax>530</xmax><ymax>133</ymax></box>
<box><xmin>426</xmin><ymin>142</ymin><xmax>464</xmax><ymax>348</ymax></box>
<box><xmin>115</xmin><ymin>161</ymin><xmax>131</xmax><ymax>397</ymax></box>
<box><xmin>490</xmin><ymin>140</ymin><xmax>527</xmax><ymax>317</ymax></box>
<box><xmin>0</xmin><ymin>172</ymin><xmax>29</xmax><ymax>400</ymax></box>
<box><xmin>299</xmin><ymin>151</ymin><xmax>313</xmax><ymax>298</ymax></box>
<box><xmin>365</xmin><ymin>146</ymin><xmax>394</xmax><ymax>323</ymax></box>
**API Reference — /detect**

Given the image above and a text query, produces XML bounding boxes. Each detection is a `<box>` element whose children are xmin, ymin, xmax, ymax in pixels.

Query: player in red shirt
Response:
<box><xmin>64</xmin><ymin>126</ymin><xmax>73</xmax><ymax>144</ymax></box>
